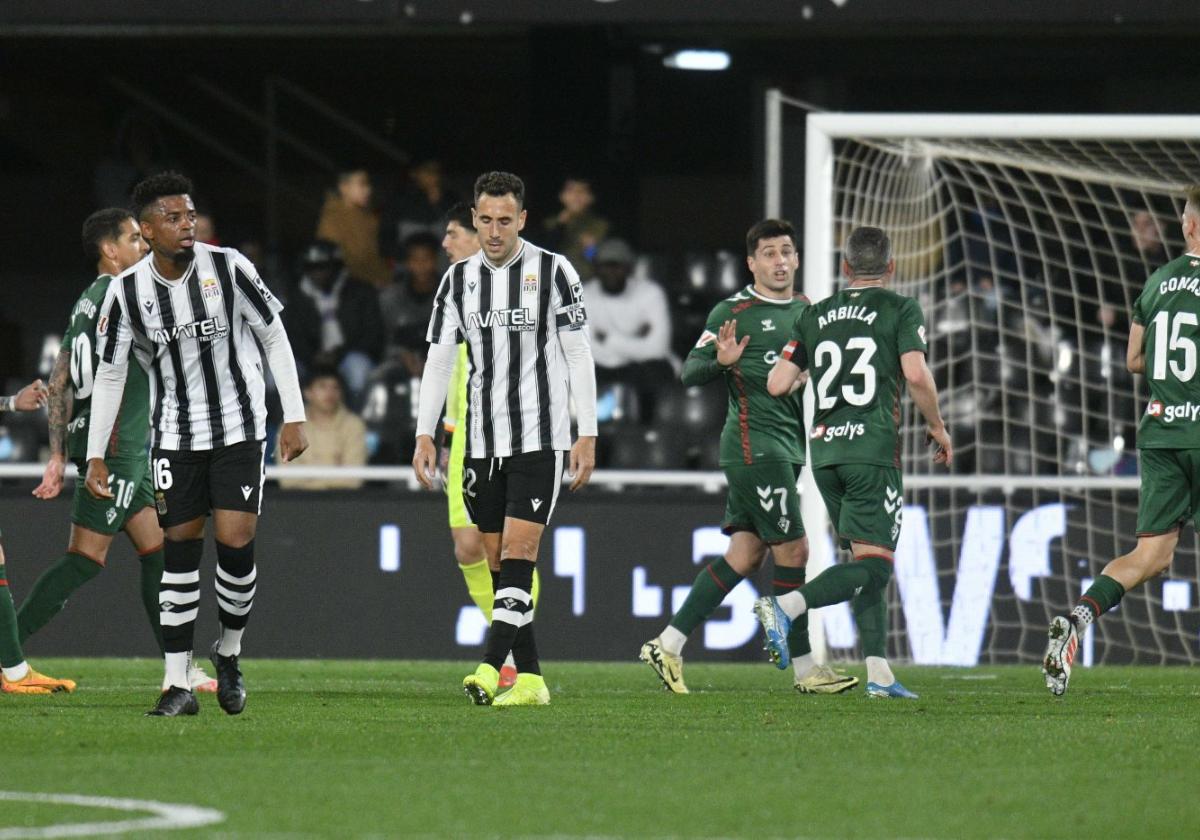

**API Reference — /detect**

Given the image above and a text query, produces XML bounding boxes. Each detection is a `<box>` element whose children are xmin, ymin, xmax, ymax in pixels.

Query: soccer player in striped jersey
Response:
<box><xmin>761</xmin><ymin>226</ymin><xmax>952</xmax><ymax>699</ymax></box>
<box><xmin>85</xmin><ymin>172</ymin><xmax>308</xmax><ymax>717</ymax></box>
<box><xmin>438</xmin><ymin>202</ymin><xmax>537</xmax><ymax>691</ymax></box>
<box><xmin>0</xmin><ymin>380</ymin><xmax>77</xmax><ymax>695</ymax></box>
<box><xmin>23</xmin><ymin>208</ymin><xmax>216</xmax><ymax>694</ymax></box>
<box><xmin>640</xmin><ymin>219</ymin><xmax>857</xmax><ymax>696</ymax></box>
<box><xmin>1044</xmin><ymin>186</ymin><xmax>1200</xmax><ymax>696</ymax></box>
<box><xmin>414</xmin><ymin>171</ymin><xmax>598</xmax><ymax>706</ymax></box>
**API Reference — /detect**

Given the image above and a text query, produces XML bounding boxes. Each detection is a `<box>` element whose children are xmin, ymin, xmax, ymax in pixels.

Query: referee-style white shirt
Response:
<box><xmin>426</xmin><ymin>238</ymin><xmax>587</xmax><ymax>458</ymax></box>
<box><xmin>96</xmin><ymin>242</ymin><xmax>283</xmax><ymax>451</ymax></box>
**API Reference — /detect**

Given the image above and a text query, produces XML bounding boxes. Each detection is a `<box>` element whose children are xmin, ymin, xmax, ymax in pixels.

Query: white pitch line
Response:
<box><xmin>0</xmin><ymin>791</ymin><xmax>224</xmax><ymax>839</ymax></box>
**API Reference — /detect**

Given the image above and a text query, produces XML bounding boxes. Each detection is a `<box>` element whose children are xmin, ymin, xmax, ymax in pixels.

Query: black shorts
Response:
<box><xmin>151</xmin><ymin>440</ymin><xmax>266</xmax><ymax>527</ymax></box>
<box><xmin>463</xmin><ymin>450</ymin><xmax>565</xmax><ymax>533</ymax></box>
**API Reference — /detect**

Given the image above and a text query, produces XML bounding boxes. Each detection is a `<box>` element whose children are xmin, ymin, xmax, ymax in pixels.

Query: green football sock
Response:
<box><xmin>774</xmin><ymin>565</ymin><xmax>810</xmax><ymax>657</ymax></box>
<box><xmin>139</xmin><ymin>548</ymin><xmax>166</xmax><ymax>654</ymax></box>
<box><xmin>16</xmin><ymin>552</ymin><xmax>101</xmax><ymax>644</ymax></box>
<box><xmin>851</xmin><ymin>584</ymin><xmax>888</xmax><ymax>658</ymax></box>
<box><xmin>669</xmin><ymin>557</ymin><xmax>744</xmax><ymax>636</ymax></box>
<box><xmin>1072</xmin><ymin>574</ymin><xmax>1126</xmax><ymax>628</ymax></box>
<box><xmin>794</xmin><ymin>562</ymin><xmax>871</xmax><ymax>611</ymax></box>
<box><xmin>0</xmin><ymin>563</ymin><xmax>26</xmax><ymax>669</ymax></box>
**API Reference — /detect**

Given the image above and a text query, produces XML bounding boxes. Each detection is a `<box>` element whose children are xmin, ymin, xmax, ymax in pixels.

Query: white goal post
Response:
<box><xmin>766</xmin><ymin>96</ymin><xmax>1200</xmax><ymax>665</ymax></box>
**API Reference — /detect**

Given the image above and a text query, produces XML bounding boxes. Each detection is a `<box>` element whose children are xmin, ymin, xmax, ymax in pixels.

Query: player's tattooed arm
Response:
<box><xmin>33</xmin><ymin>351</ymin><xmax>73</xmax><ymax>500</ymax></box>
<box><xmin>46</xmin><ymin>348</ymin><xmax>73</xmax><ymax>458</ymax></box>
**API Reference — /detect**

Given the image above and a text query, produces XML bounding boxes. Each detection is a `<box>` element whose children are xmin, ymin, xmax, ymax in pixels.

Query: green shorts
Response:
<box><xmin>813</xmin><ymin>463</ymin><xmax>903</xmax><ymax>551</ymax></box>
<box><xmin>71</xmin><ymin>455</ymin><xmax>155</xmax><ymax>536</ymax></box>
<box><xmin>445</xmin><ymin>345</ymin><xmax>473</xmax><ymax>530</ymax></box>
<box><xmin>722</xmin><ymin>461</ymin><xmax>805</xmax><ymax>544</ymax></box>
<box><xmin>1136</xmin><ymin>448</ymin><xmax>1200</xmax><ymax>536</ymax></box>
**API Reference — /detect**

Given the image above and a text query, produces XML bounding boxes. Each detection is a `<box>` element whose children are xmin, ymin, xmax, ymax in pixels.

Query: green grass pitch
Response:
<box><xmin>3</xmin><ymin>658</ymin><xmax>1198</xmax><ymax>839</ymax></box>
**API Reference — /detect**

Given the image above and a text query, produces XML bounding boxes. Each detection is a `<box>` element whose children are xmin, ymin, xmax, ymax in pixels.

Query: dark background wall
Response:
<box><xmin>3</xmin><ymin>3</ymin><xmax>1200</xmax><ymax>378</ymax></box>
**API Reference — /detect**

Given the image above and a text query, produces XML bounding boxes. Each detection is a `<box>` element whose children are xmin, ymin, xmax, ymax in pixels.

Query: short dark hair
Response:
<box><xmin>131</xmin><ymin>171</ymin><xmax>193</xmax><ymax>220</ymax></box>
<box><xmin>443</xmin><ymin>201</ymin><xmax>474</xmax><ymax>230</ymax></box>
<box><xmin>843</xmin><ymin>226</ymin><xmax>892</xmax><ymax>277</ymax></box>
<box><xmin>1185</xmin><ymin>185</ymin><xmax>1200</xmax><ymax>217</ymax></box>
<box><xmin>474</xmin><ymin>171</ymin><xmax>525</xmax><ymax>209</ymax></box>
<box><xmin>303</xmin><ymin>364</ymin><xmax>343</xmax><ymax>391</ymax></box>
<box><xmin>402</xmin><ymin>232</ymin><xmax>441</xmax><ymax>258</ymax></box>
<box><xmin>746</xmin><ymin>218</ymin><xmax>796</xmax><ymax>256</ymax></box>
<box><xmin>82</xmin><ymin>208</ymin><xmax>135</xmax><ymax>264</ymax></box>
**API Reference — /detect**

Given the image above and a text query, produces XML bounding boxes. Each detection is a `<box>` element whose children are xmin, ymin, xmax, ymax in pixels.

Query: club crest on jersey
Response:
<box><xmin>201</xmin><ymin>277</ymin><xmax>221</xmax><ymax>300</ymax></box>
<box><xmin>523</xmin><ymin>274</ymin><xmax>538</xmax><ymax>293</ymax></box>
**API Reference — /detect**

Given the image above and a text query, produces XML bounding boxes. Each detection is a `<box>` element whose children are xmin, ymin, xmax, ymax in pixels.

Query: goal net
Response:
<box><xmin>767</xmin><ymin>101</ymin><xmax>1200</xmax><ymax>666</ymax></box>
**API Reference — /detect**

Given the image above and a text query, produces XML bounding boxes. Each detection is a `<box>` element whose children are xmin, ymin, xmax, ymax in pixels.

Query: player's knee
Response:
<box><xmin>500</xmin><ymin>539</ymin><xmax>539</xmax><ymax>563</ymax></box>
<box><xmin>453</xmin><ymin>534</ymin><xmax>486</xmax><ymax>565</ymax></box>
<box><xmin>857</xmin><ymin>554</ymin><xmax>893</xmax><ymax>589</ymax></box>
<box><xmin>775</xmin><ymin>537</ymin><xmax>808</xmax><ymax>568</ymax></box>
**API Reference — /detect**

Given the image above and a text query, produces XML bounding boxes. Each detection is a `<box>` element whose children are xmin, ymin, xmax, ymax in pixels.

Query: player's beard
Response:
<box><xmin>171</xmin><ymin>244</ymin><xmax>196</xmax><ymax>267</ymax></box>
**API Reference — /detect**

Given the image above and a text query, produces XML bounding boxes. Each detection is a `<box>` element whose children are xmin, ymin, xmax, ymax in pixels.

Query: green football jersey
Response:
<box><xmin>786</xmin><ymin>285</ymin><xmax>927</xmax><ymax>468</ymax></box>
<box><xmin>61</xmin><ymin>275</ymin><xmax>151</xmax><ymax>462</ymax></box>
<box><xmin>688</xmin><ymin>285</ymin><xmax>807</xmax><ymax>467</ymax></box>
<box><xmin>1132</xmin><ymin>252</ymin><xmax>1200</xmax><ymax>449</ymax></box>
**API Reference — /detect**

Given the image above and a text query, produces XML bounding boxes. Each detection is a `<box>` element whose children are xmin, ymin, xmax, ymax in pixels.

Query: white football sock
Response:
<box><xmin>504</xmin><ymin>652</ymin><xmax>516</xmax><ymax>669</ymax></box>
<box><xmin>777</xmin><ymin>591</ymin><xmax>807</xmax><ymax>620</ymax></box>
<box><xmin>165</xmin><ymin>651</ymin><xmax>191</xmax><ymax>690</ymax></box>
<box><xmin>792</xmin><ymin>653</ymin><xmax>816</xmax><ymax>679</ymax></box>
<box><xmin>1069</xmin><ymin>604</ymin><xmax>1095</xmax><ymax>629</ymax></box>
<box><xmin>866</xmin><ymin>656</ymin><xmax>894</xmax><ymax>686</ymax></box>
<box><xmin>659</xmin><ymin>625</ymin><xmax>687</xmax><ymax>656</ymax></box>
<box><xmin>217</xmin><ymin>627</ymin><xmax>244</xmax><ymax>658</ymax></box>
<box><xmin>2</xmin><ymin>661</ymin><xmax>29</xmax><ymax>682</ymax></box>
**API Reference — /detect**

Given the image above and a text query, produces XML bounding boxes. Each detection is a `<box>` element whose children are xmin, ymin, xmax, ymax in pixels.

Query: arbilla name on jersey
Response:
<box><xmin>817</xmin><ymin>305</ymin><xmax>877</xmax><ymax>329</ymax></box>
<box><xmin>150</xmin><ymin>316</ymin><xmax>229</xmax><ymax>344</ymax></box>
<box><xmin>465</xmin><ymin>307</ymin><xmax>536</xmax><ymax>331</ymax></box>
<box><xmin>1146</xmin><ymin>400</ymin><xmax>1200</xmax><ymax>423</ymax></box>
<box><xmin>810</xmin><ymin>421</ymin><xmax>866</xmax><ymax>442</ymax></box>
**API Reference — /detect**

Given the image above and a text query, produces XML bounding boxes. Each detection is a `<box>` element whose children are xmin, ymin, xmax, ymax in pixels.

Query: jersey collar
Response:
<box><xmin>148</xmin><ymin>256</ymin><xmax>197</xmax><ymax>287</ymax></box>
<box><xmin>481</xmin><ymin>239</ymin><xmax>527</xmax><ymax>272</ymax></box>
<box><xmin>746</xmin><ymin>284</ymin><xmax>794</xmax><ymax>305</ymax></box>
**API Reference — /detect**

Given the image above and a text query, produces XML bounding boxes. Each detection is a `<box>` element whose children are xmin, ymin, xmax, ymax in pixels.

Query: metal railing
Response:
<box><xmin>0</xmin><ymin>463</ymin><xmax>1142</xmax><ymax>495</ymax></box>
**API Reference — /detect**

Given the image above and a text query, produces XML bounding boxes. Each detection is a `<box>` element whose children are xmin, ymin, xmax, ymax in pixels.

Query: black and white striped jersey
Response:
<box><xmin>426</xmin><ymin>238</ymin><xmax>588</xmax><ymax>458</ymax></box>
<box><xmin>95</xmin><ymin>242</ymin><xmax>284</xmax><ymax>451</ymax></box>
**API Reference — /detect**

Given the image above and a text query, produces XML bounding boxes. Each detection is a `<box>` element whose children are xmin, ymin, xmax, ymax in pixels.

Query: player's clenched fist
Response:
<box><xmin>278</xmin><ymin>421</ymin><xmax>309</xmax><ymax>463</ymax></box>
<box><xmin>413</xmin><ymin>434</ymin><xmax>438</xmax><ymax>490</ymax></box>
<box><xmin>84</xmin><ymin>458</ymin><xmax>113</xmax><ymax>500</ymax></box>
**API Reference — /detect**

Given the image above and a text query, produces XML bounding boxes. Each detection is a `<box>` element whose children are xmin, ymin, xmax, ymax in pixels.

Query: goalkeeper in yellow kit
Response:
<box><xmin>438</xmin><ymin>203</ymin><xmax>536</xmax><ymax>689</ymax></box>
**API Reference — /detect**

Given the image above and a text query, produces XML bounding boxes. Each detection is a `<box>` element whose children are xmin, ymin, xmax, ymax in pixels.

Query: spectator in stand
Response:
<box><xmin>1131</xmin><ymin>210</ymin><xmax>1168</xmax><ymax>267</ymax></box>
<box><xmin>284</xmin><ymin>239</ymin><xmax>384</xmax><ymax>410</ymax></box>
<box><xmin>380</xmin><ymin>232</ymin><xmax>441</xmax><ymax>377</ymax></box>
<box><xmin>584</xmin><ymin>238</ymin><xmax>675</xmax><ymax>417</ymax></box>
<box><xmin>543</xmin><ymin>176</ymin><xmax>610</xmax><ymax>276</ymax></box>
<box><xmin>380</xmin><ymin>159</ymin><xmax>458</xmax><ymax>261</ymax></box>
<box><xmin>316</xmin><ymin>167</ymin><xmax>392</xmax><ymax>289</ymax></box>
<box><xmin>276</xmin><ymin>367</ymin><xmax>367</xmax><ymax>490</ymax></box>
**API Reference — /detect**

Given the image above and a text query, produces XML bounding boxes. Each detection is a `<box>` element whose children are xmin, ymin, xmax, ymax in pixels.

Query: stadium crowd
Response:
<box><xmin>0</xmin><ymin>155</ymin><xmax>1167</xmax><ymax>482</ymax></box>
